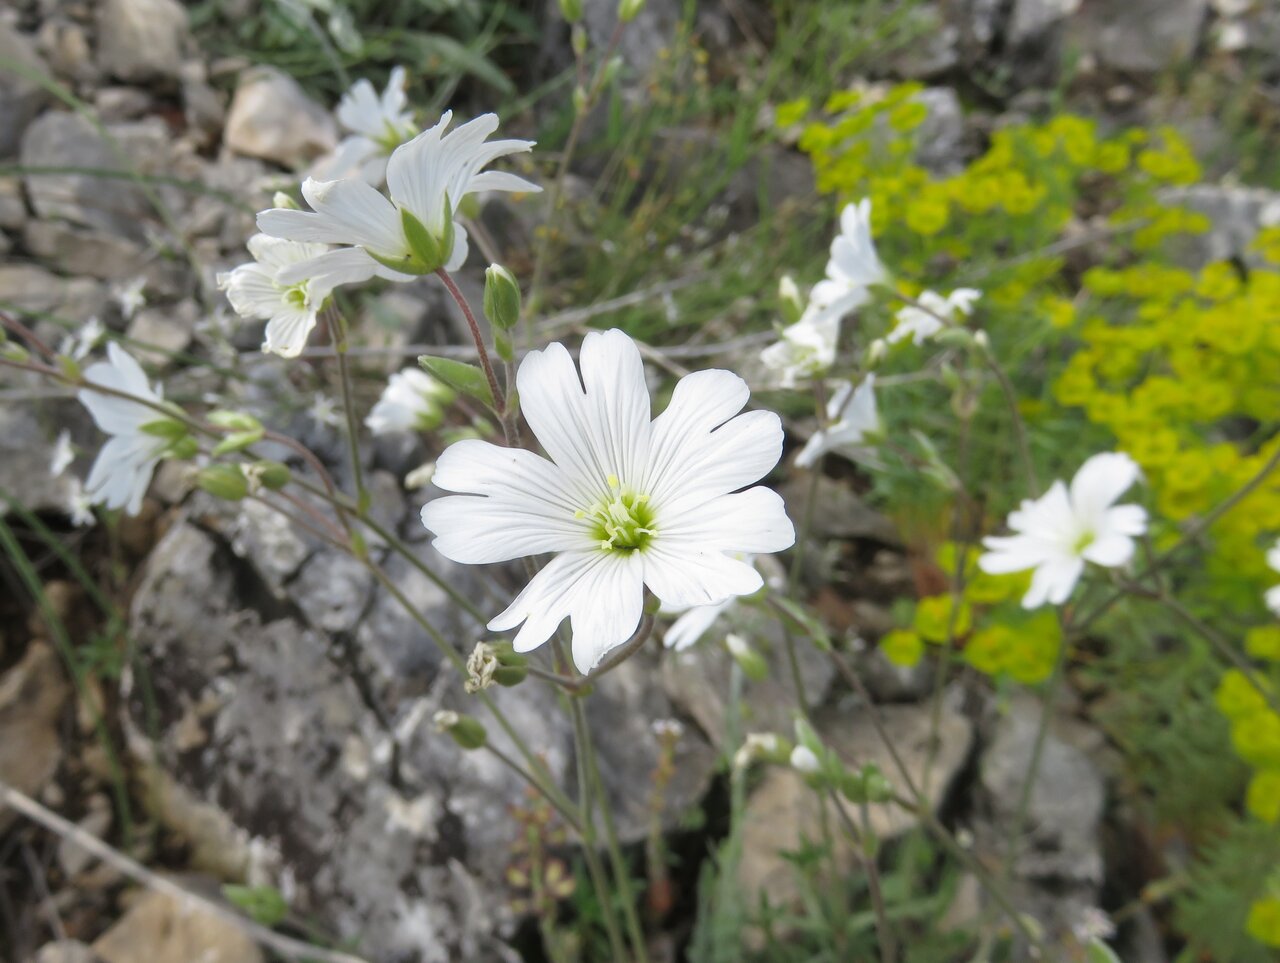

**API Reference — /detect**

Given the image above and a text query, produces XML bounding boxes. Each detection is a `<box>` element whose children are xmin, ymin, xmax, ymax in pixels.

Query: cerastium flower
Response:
<box><xmin>420</xmin><ymin>329</ymin><xmax>795</xmax><ymax>673</ymax></box>
<box><xmin>258</xmin><ymin>112</ymin><xmax>540</xmax><ymax>286</ymax></box>
<box><xmin>795</xmin><ymin>375</ymin><xmax>881</xmax><ymax>468</ymax></box>
<box><xmin>77</xmin><ymin>343</ymin><xmax>182</xmax><ymax>515</ymax></box>
<box><xmin>217</xmin><ymin>234</ymin><xmax>336</xmax><ymax>358</ymax></box>
<box><xmin>365</xmin><ymin>368</ymin><xmax>455</xmax><ymax>435</ymax></box>
<box><xmin>315</xmin><ymin>66</ymin><xmax>416</xmax><ymax>185</ymax></box>
<box><xmin>979</xmin><ymin>452</ymin><xmax>1148</xmax><ymax>608</ymax></box>
<box><xmin>888</xmin><ymin>288</ymin><xmax>981</xmax><ymax>346</ymax></box>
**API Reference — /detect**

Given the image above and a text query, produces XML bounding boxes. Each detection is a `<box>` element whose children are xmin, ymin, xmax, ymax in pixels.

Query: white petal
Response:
<box><xmin>650</xmin><ymin>409</ymin><xmax>783</xmax><ymax>512</ymax></box>
<box><xmin>220</xmin><ymin>263</ymin><xmax>281</xmax><ymax>321</ymax></box>
<box><xmin>78</xmin><ymin>345</ymin><xmax>159</xmax><ymax>434</ymax></box>
<box><xmin>1069</xmin><ymin>452</ymin><xmax>1140</xmax><ymax>520</ymax></box>
<box><xmin>386</xmin><ymin>111</ymin><xmax>455</xmax><ymax>231</ymax></box>
<box><xmin>979</xmin><ymin>535</ymin><xmax>1049</xmax><ymax>574</ymax></box>
<box><xmin>642</xmin><ymin>545</ymin><xmax>763</xmax><ymax>610</ymax></box>
<box><xmin>663</xmin><ymin>601</ymin><xmax>730</xmax><ymax>651</ymax></box>
<box><xmin>467</xmin><ymin>170</ymin><xmax>542</xmax><ymax>195</ymax></box>
<box><xmin>1267</xmin><ymin>541</ymin><xmax>1280</xmax><ymax>574</ymax></box>
<box><xmin>1265</xmin><ymin>584</ymin><xmax>1280</xmax><ymax>616</ymax></box>
<box><xmin>246</xmin><ymin>233</ymin><xmax>329</xmax><ymax>272</ymax></box>
<box><xmin>1021</xmin><ymin>556</ymin><xmax>1083</xmax><ymax>609</ymax></box>
<box><xmin>516</xmin><ymin>329</ymin><xmax>651</xmax><ymax>497</ymax></box>
<box><xmin>420</xmin><ymin>439</ymin><xmax>589</xmax><ymax>563</ymax></box>
<box><xmin>84</xmin><ymin>433</ymin><xmax>160</xmax><ymax>515</ymax></box>
<box><xmin>1081</xmin><ymin>532</ymin><xmax>1135</xmax><ymax>568</ymax></box>
<box><xmin>660</xmin><ymin>487</ymin><xmax>795</xmax><ymax>555</ymax></box>
<box><xmin>336</xmin><ymin>78</ymin><xmax>382</xmax><ymax>136</ymax></box>
<box><xmin>1103</xmin><ymin>503</ymin><xmax>1148</xmax><ymax>537</ymax></box>
<box><xmin>276</xmin><ymin>247</ymin><xmax>389</xmax><ymax>291</ymax></box>
<box><xmin>262</xmin><ymin>306</ymin><xmax>320</xmax><ymax>358</ymax></box>
<box><xmin>488</xmin><ymin>550</ymin><xmax>644</xmax><ymax>672</ymax></box>
<box><xmin>260</xmin><ymin>178</ymin><xmax>403</xmax><ymax>255</ymax></box>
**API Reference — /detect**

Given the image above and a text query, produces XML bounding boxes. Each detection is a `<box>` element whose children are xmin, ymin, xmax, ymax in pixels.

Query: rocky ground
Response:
<box><xmin>2</xmin><ymin>0</ymin><xmax>1280</xmax><ymax>961</ymax></box>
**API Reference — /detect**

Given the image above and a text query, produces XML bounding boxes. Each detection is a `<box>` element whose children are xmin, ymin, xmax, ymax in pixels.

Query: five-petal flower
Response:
<box><xmin>314</xmin><ymin>66</ymin><xmax>416</xmax><ymax>185</ymax></box>
<box><xmin>258</xmin><ymin>112</ymin><xmax>540</xmax><ymax>286</ymax></box>
<box><xmin>217</xmin><ymin>234</ymin><xmax>337</xmax><ymax>358</ymax></box>
<box><xmin>888</xmin><ymin>288</ymin><xmax>981</xmax><ymax>346</ymax></box>
<box><xmin>420</xmin><ymin>329</ymin><xmax>795</xmax><ymax>673</ymax></box>
<box><xmin>795</xmin><ymin>375</ymin><xmax>881</xmax><ymax>468</ymax></box>
<box><xmin>365</xmin><ymin>368</ymin><xmax>455</xmax><ymax>435</ymax></box>
<box><xmin>77</xmin><ymin>343</ymin><xmax>171</xmax><ymax>516</ymax></box>
<box><xmin>979</xmin><ymin>452</ymin><xmax>1148</xmax><ymax>609</ymax></box>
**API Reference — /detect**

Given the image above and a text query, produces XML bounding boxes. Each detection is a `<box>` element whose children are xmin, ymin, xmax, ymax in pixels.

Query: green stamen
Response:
<box><xmin>584</xmin><ymin>487</ymin><xmax>657</xmax><ymax>553</ymax></box>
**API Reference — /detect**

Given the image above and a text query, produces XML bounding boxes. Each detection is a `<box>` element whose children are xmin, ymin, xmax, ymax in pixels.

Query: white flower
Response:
<box><xmin>67</xmin><ymin>480</ymin><xmax>96</xmax><ymax>528</ymax></box>
<box><xmin>59</xmin><ymin>316</ymin><xmax>105</xmax><ymax>361</ymax></box>
<box><xmin>217</xmin><ymin>234</ymin><xmax>336</xmax><ymax>358</ymax></box>
<box><xmin>114</xmin><ymin>277</ymin><xmax>146</xmax><ymax>319</ymax></box>
<box><xmin>308</xmin><ymin>393</ymin><xmax>342</xmax><ymax>427</ymax></box>
<box><xmin>733</xmin><ymin>732</ymin><xmax>782</xmax><ymax>770</ymax></box>
<box><xmin>77</xmin><ymin>343</ymin><xmax>170</xmax><ymax>516</ymax></box>
<box><xmin>790</xmin><ymin>745</ymin><xmax>822</xmax><ymax>774</ymax></box>
<box><xmin>49</xmin><ymin>430</ymin><xmax>75</xmax><ymax>477</ymax></box>
<box><xmin>979</xmin><ymin>452</ymin><xmax>1148</xmax><ymax>609</ymax></box>
<box><xmin>1265</xmin><ymin>540</ymin><xmax>1280</xmax><ymax>617</ymax></box>
<box><xmin>314</xmin><ymin>66</ymin><xmax>416</xmax><ymax>185</ymax></box>
<box><xmin>809</xmin><ymin>199</ymin><xmax>886</xmax><ymax>319</ymax></box>
<box><xmin>761</xmin><ymin>199</ymin><xmax>885</xmax><ymax>386</ymax></box>
<box><xmin>888</xmin><ymin>288</ymin><xmax>981</xmax><ymax>346</ymax></box>
<box><xmin>760</xmin><ymin>306</ymin><xmax>840</xmax><ymax>389</ymax></box>
<box><xmin>258</xmin><ymin>111</ymin><xmax>540</xmax><ymax>287</ymax></box>
<box><xmin>420</xmin><ymin>329</ymin><xmax>794</xmax><ymax>673</ymax></box>
<box><xmin>365</xmin><ymin>368</ymin><xmax>454</xmax><ymax>435</ymax></box>
<box><xmin>795</xmin><ymin>375</ymin><xmax>881</xmax><ymax>468</ymax></box>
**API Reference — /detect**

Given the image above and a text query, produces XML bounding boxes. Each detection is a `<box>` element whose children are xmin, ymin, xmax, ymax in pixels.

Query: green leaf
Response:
<box><xmin>222</xmin><ymin>885</ymin><xmax>288</xmax><ymax>927</ymax></box>
<box><xmin>1085</xmin><ymin>940</ymin><xmax>1123</xmax><ymax>963</ymax></box>
<box><xmin>773</xmin><ymin>596</ymin><xmax>832</xmax><ymax>652</ymax></box>
<box><xmin>419</xmin><ymin>355</ymin><xmax>494</xmax><ymax>409</ymax></box>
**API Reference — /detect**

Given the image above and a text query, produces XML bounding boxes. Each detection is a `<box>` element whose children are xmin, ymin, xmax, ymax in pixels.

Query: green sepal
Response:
<box><xmin>211</xmin><ymin>428</ymin><xmax>265</xmax><ymax>456</ymax></box>
<box><xmin>58</xmin><ymin>355</ymin><xmax>82</xmax><ymax>380</ymax></box>
<box><xmin>250</xmin><ymin>460</ymin><xmax>291</xmax><ymax>491</ymax></box>
<box><xmin>166</xmin><ymin>437</ymin><xmax>199</xmax><ymax>460</ymax></box>
<box><xmin>483</xmin><ymin>264</ymin><xmax>522</xmax><ymax>332</ymax></box>
<box><xmin>196</xmin><ymin>464</ymin><xmax>248</xmax><ymax>501</ymax></box>
<box><xmin>207</xmin><ymin>410</ymin><xmax>263</xmax><ymax>432</ymax></box>
<box><xmin>419</xmin><ymin>355</ymin><xmax>495</xmax><ymax>408</ymax></box>
<box><xmin>492</xmin><ymin>665</ymin><xmax>527</xmax><ymax>687</ymax></box>
<box><xmin>139</xmin><ymin>418</ymin><xmax>189</xmax><ymax>440</ymax></box>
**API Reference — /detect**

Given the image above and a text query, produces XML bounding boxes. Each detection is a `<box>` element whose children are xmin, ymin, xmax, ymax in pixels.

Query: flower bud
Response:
<box><xmin>973</xmin><ymin>330</ymin><xmax>991</xmax><ymax>352</ymax></box>
<box><xmin>778</xmin><ymin>275</ymin><xmax>804</xmax><ymax>325</ymax></box>
<box><xmin>404</xmin><ymin>462</ymin><xmax>436</xmax><ymax>490</ymax></box>
<box><xmin>0</xmin><ymin>342</ymin><xmax>28</xmax><ymax>363</ymax></box>
<box><xmin>732</xmin><ymin>732</ymin><xmax>789</xmax><ymax>770</ymax></box>
<box><xmin>196</xmin><ymin>464</ymin><xmax>249</xmax><ymax>502</ymax></box>
<box><xmin>139</xmin><ymin>417</ymin><xmax>189</xmax><ymax>440</ymax></box>
<box><xmin>619</xmin><ymin>0</ymin><xmax>646</xmax><ymax>22</ymax></box>
<box><xmin>725</xmin><ymin>633</ymin><xmax>769</xmax><ymax>682</ymax></box>
<box><xmin>245</xmin><ymin>460</ymin><xmax>291</xmax><ymax>492</ymax></box>
<box><xmin>866</xmin><ymin>338</ymin><xmax>888</xmax><ymax>367</ymax></box>
<box><xmin>558</xmin><ymin>0</ymin><xmax>583</xmax><ymax>21</ymax></box>
<box><xmin>483</xmin><ymin>264</ymin><xmax>522</xmax><ymax>332</ymax></box>
<box><xmin>571</xmin><ymin>24</ymin><xmax>588</xmax><ymax>57</ymax></box>
<box><xmin>271</xmin><ymin>191</ymin><xmax>300</xmax><ymax>211</ymax></box>
<box><xmin>433</xmin><ymin>709</ymin><xmax>487</xmax><ymax>749</ymax></box>
<box><xmin>790</xmin><ymin>744</ymin><xmax>822</xmax><ymax>774</ymax></box>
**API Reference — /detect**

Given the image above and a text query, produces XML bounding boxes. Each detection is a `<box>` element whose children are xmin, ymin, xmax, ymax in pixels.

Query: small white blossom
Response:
<box><xmin>1072</xmin><ymin>906</ymin><xmax>1116</xmax><ymax>943</ymax></box>
<box><xmin>795</xmin><ymin>375</ymin><xmax>881</xmax><ymax>468</ymax></box>
<box><xmin>365</xmin><ymin>368</ymin><xmax>454</xmax><ymax>435</ymax></box>
<box><xmin>49</xmin><ymin>430</ymin><xmax>74</xmax><ymax>477</ymax></box>
<box><xmin>733</xmin><ymin>732</ymin><xmax>783</xmax><ymax>770</ymax></box>
<box><xmin>650</xmin><ymin>718</ymin><xmax>685</xmax><ymax>740</ymax></box>
<box><xmin>790</xmin><ymin>745</ymin><xmax>822</xmax><ymax>774</ymax></box>
<box><xmin>314</xmin><ymin>66</ymin><xmax>416</xmax><ymax>185</ymax></box>
<box><xmin>979</xmin><ymin>452</ymin><xmax>1148</xmax><ymax>609</ymax></box>
<box><xmin>1265</xmin><ymin>539</ymin><xmax>1280</xmax><ymax>616</ymax></box>
<box><xmin>113</xmin><ymin>277</ymin><xmax>147</xmax><ymax>319</ymax></box>
<box><xmin>420</xmin><ymin>329</ymin><xmax>794</xmax><ymax>673</ymax></box>
<box><xmin>259</xmin><ymin>111</ymin><xmax>541</xmax><ymax>287</ymax></box>
<box><xmin>59</xmin><ymin>316</ymin><xmax>105</xmax><ymax>361</ymax></box>
<box><xmin>761</xmin><ymin>199</ymin><xmax>886</xmax><ymax>387</ymax></box>
<box><xmin>888</xmin><ymin>288</ymin><xmax>981</xmax><ymax>345</ymax></box>
<box><xmin>217</xmin><ymin>234</ymin><xmax>338</xmax><ymax>358</ymax></box>
<box><xmin>77</xmin><ymin>343</ymin><xmax>170</xmax><ymax>515</ymax></box>
<box><xmin>725</xmin><ymin>633</ymin><xmax>751</xmax><ymax>658</ymax></box>
<box><xmin>67</xmin><ymin>480</ymin><xmax>96</xmax><ymax>528</ymax></box>
<box><xmin>308</xmin><ymin>393</ymin><xmax>342</xmax><ymax>428</ymax></box>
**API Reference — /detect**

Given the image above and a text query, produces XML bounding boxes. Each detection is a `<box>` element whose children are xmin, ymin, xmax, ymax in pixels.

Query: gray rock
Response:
<box><xmin>19</xmin><ymin>112</ymin><xmax>159</xmax><ymax>239</ymax></box>
<box><xmin>0</xmin><ymin>174</ymin><xmax>26</xmax><ymax>230</ymax></box>
<box><xmin>37</xmin><ymin>17</ymin><xmax>97</xmax><ymax>83</ymax></box>
<box><xmin>583</xmin><ymin>0</ymin><xmax>680</xmax><ymax>82</ymax></box>
<box><xmin>33</xmin><ymin>941</ymin><xmax>106</xmax><ymax>963</ymax></box>
<box><xmin>0</xmin><ymin>402</ymin><xmax>82</xmax><ymax>518</ymax></box>
<box><xmin>1068</xmin><ymin>0</ymin><xmax>1208</xmax><ymax>72</ymax></box>
<box><xmin>23</xmin><ymin>221</ymin><xmax>149</xmax><ymax>279</ymax></box>
<box><xmin>914</xmin><ymin>87</ymin><xmax>967</xmax><ymax>175</ymax></box>
<box><xmin>223</xmin><ymin>67</ymin><xmax>336</xmax><ymax>169</ymax></box>
<box><xmin>0</xmin><ymin>22</ymin><xmax>51</xmax><ymax>156</ymax></box>
<box><xmin>95</xmin><ymin>0</ymin><xmax>190</xmax><ymax>83</ymax></box>
<box><xmin>0</xmin><ymin>264</ymin><xmax>108</xmax><ymax>331</ymax></box>
<box><xmin>291</xmin><ymin>547</ymin><xmax>376</xmax><ymax>634</ymax></box>
<box><xmin>93</xmin><ymin>86</ymin><xmax>152</xmax><ymax>122</ymax></box>
<box><xmin>1008</xmin><ymin>0</ymin><xmax>1080</xmax><ymax>46</ymax></box>
<box><xmin>124</xmin><ymin>299</ymin><xmax>198</xmax><ymax>365</ymax></box>
<box><xmin>738</xmin><ymin>692</ymin><xmax>974</xmax><ymax>912</ymax></box>
<box><xmin>1163</xmin><ymin>184</ymin><xmax>1280</xmax><ymax>268</ymax></box>
<box><xmin>0</xmin><ymin>641</ymin><xmax>70</xmax><ymax>833</ymax></box>
<box><xmin>180</xmin><ymin>62</ymin><xmax>225</xmax><ymax>143</ymax></box>
<box><xmin>892</xmin><ymin>0</ymin><xmax>1002</xmax><ymax>77</ymax></box>
<box><xmin>780</xmin><ymin>474</ymin><xmax>898</xmax><ymax>544</ymax></box>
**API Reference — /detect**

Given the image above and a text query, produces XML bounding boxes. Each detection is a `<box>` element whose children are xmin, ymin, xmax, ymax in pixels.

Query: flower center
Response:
<box><xmin>283</xmin><ymin>282</ymin><xmax>310</xmax><ymax>310</ymax></box>
<box><xmin>1072</xmin><ymin>528</ymin><xmax>1096</xmax><ymax>554</ymax></box>
<box><xmin>580</xmin><ymin>477</ymin><xmax>657</xmax><ymax>553</ymax></box>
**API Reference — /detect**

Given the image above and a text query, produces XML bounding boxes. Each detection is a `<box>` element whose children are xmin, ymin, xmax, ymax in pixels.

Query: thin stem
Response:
<box><xmin>324</xmin><ymin>307</ymin><xmax>369</xmax><ymax>516</ymax></box>
<box><xmin>527</xmin><ymin>615</ymin><xmax>655</xmax><ymax>693</ymax></box>
<box><xmin>978</xmin><ymin>349</ymin><xmax>1038</xmax><ymax>492</ymax></box>
<box><xmin>0</xmin><ymin>780</ymin><xmax>371</xmax><ymax>963</ymax></box>
<box><xmin>435</xmin><ymin>268</ymin><xmax>508</xmax><ymax>430</ymax></box>
<box><xmin>485</xmin><ymin>743</ymin><xmax>582</xmax><ymax>834</ymax></box>
<box><xmin>827</xmin><ymin>788</ymin><xmax>896</xmax><ymax>963</ymax></box>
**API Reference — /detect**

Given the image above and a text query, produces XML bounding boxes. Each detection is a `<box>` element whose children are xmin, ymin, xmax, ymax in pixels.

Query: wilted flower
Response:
<box><xmin>762</xmin><ymin>199</ymin><xmax>885</xmax><ymax>386</ymax></box>
<box><xmin>365</xmin><ymin>368</ymin><xmax>454</xmax><ymax>435</ymax></box>
<box><xmin>217</xmin><ymin>234</ymin><xmax>337</xmax><ymax>358</ymax></box>
<box><xmin>795</xmin><ymin>375</ymin><xmax>881</xmax><ymax>468</ymax></box>
<box><xmin>464</xmin><ymin>642</ymin><xmax>499</xmax><ymax>694</ymax></box>
<box><xmin>420</xmin><ymin>329</ymin><xmax>794</xmax><ymax>673</ymax></box>
<box><xmin>259</xmin><ymin>112</ymin><xmax>540</xmax><ymax>285</ymax></box>
<box><xmin>979</xmin><ymin>452</ymin><xmax>1148</xmax><ymax>609</ymax></box>
<box><xmin>77</xmin><ymin>343</ymin><xmax>172</xmax><ymax>515</ymax></box>
<box><xmin>315</xmin><ymin>66</ymin><xmax>416</xmax><ymax>185</ymax></box>
<box><xmin>1265</xmin><ymin>540</ymin><xmax>1280</xmax><ymax>617</ymax></box>
<box><xmin>114</xmin><ymin>276</ymin><xmax>147</xmax><ymax>319</ymax></box>
<box><xmin>49</xmin><ymin>430</ymin><xmax>74</xmax><ymax>477</ymax></box>
<box><xmin>888</xmin><ymin>288</ymin><xmax>981</xmax><ymax>346</ymax></box>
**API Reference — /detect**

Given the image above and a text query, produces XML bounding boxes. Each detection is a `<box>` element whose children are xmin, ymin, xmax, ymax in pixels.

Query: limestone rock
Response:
<box><xmin>0</xmin><ymin>22</ymin><xmax>51</xmax><ymax>156</ymax></box>
<box><xmin>94</xmin><ymin>0</ymin><xmax>190</xmax><ymax>84</ymax></box>
<box><xmin>23</xmin><ymin>221</ymin><xmax>149</xmax><ymax>279</ymax></box>
<box><xmin>33</xmin><ymin>941</ymin><xmax>106</xmax><ymax>963</ymax></box>
<box><xmin>738</xmin><ymin>693</ymin><xmax>974</xmax><ymax>911</ymax></box>
<box><xmin>223</xmin><ymin>67</ymin><xmax>336</xmax><ymax>169</ymax></box>
<box><xmin>0</xmin><ymin>402</ymin><xmax>83</xmax><ymax>518</ymax></box>
<box><xmin>1163</xmin><ymin>184</ymin><xmax>1280</xmax><ymax>268</ymax></box>
<box><xmin>91</xmin><ymin>889</ymin><xmax>263</xmax><ymax>963</ymax></box>
<box><xmin>124</xmin><ymin>300</ymin><xmax>198</xmax><ymax>365</ymax></box>
<box><xmin>1068</xmin><ymin>0</ymin><xmax>1208</xmax><ymax>72</ymax></box>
